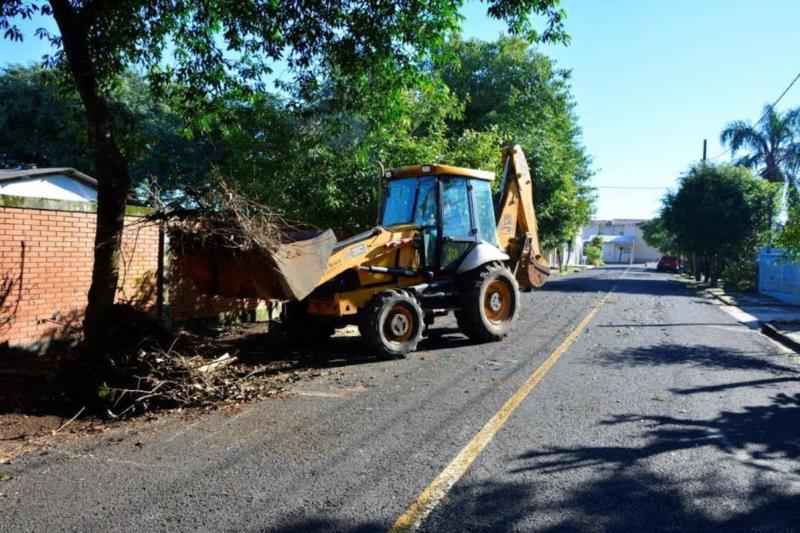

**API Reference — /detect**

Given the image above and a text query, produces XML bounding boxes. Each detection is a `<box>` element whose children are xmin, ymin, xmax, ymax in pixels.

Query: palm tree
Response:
<box><xmin>720</xmin><ymin>105</ymin><xmax>800</xmax><ymax>190</ymax></box>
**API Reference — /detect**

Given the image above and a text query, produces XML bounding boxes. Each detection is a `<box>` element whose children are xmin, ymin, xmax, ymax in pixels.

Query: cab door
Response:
<box><xmin>438</xmin><ymin>177</ymin><xmax>478</xmax><ymax>271</ymax></box>
<box><xmin>412</xmin><ymin>177</ymin><xmax>438</xmax><ymax>270</ymax></box>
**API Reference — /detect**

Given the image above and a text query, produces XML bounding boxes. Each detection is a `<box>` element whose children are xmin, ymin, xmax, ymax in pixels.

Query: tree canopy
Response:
<box><xmin>776</xmin><ymin>206</ymin><xmax>800</xmax><ymax>261</ymax></box>
<box><xmin>640</xmin><ymin>217</ymin><xmax>679</xmax><ymax>256</ymax></box>
<box><xmin>438</xmin><ymin>36</ymin><xmax>594</xmax><ymax>248</ymax></box>
<box><xmin>1</xmin><ymin>0</ymin><xmax>568</xmax><ymax>346</ymax></box>
<box><xmin>660</xmin><ymin>163</ymin><xmax>777</xmax><ymax>281</ymax></box>
<box><xmin>1</xmin><ymin>34</ymin><xmax>593</xmax><ymax>244</ymax></box>
<box><xmin>720</xmin><ymin>105</ymin><xmax>800</xmax><ymax>204</ymax></box>
<box><xmin>0</xmin><ymin>64</ymin><xmax>218</xmax><ymax>190</ymax></box>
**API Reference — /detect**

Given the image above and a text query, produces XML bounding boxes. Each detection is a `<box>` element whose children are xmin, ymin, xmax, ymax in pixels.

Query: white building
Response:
<box><xmin>581</xmin><ymin>219</ymin><xmax>662</xmax><ymax>264</ymax></box>
<box><xmin>0</xmin><ymin>167</ymin><xmax>97</xmax><ymax>202</ymax></box>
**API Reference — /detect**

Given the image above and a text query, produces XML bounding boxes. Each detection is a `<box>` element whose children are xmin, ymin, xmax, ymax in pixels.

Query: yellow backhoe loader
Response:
<box><xmin>179</xmin><ymin>145</ymin><xmax>549</xmax><ymax>358</ymax></box>
<box><xmin>276</xmin><ymin>144</ymin><xmax>550</xmax><ymax>358</ymax></box>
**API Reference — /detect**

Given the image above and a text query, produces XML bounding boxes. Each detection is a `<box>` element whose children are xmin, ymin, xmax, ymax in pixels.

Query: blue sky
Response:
<box><xmin>3</xmin><ymin>1</ymin><xmax>800</xmax><ymax>220</ymax></box>
<box><xmin>462</xmin><ymin>0</ymin><xmax>800</xmax><ymax>219</ymax></box>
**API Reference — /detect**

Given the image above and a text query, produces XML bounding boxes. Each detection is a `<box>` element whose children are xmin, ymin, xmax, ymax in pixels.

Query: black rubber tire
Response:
<box><xmin>361</xmin><ymin>290</ymin><xmax>424</xmax><ymax>359</ymax></box>
<box><xmin>283</xmin><ymin>301</ymin><xmax>336</xmax><ymax>345</ymax></box>
<box><xmin>456</xmin><ymin>263</ymin><xmax>520</xmax><ymax>342</ymax></box>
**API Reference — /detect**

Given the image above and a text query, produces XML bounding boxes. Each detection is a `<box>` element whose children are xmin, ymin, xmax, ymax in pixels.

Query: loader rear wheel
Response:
<box><xmin>457</xmin><ymin>263</ymin><xmax>519</xmax><ymax>342</ymax></box>
<box><xmin>361</xmin><ymin>290</ymin><xmax>424</xmax><ymax>359</ymax></box>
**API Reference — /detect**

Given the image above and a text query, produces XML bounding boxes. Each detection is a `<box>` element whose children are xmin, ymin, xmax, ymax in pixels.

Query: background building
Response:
<box><xmin>582</xmin><ymin>219</ymin><xmax>662</xmax><ymax>264</ymax></box>
<box><xmin>0</xmin><ymin>167</ymin><xmax>98</xmax><ymax>202</ymax></box>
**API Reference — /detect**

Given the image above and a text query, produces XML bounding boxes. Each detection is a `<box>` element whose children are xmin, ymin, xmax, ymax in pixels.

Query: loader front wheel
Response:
<box><xmin>361</xmin><ymin>290</ymin><xmax>424</xmax><ymax>359</ymax></box>
<box><xmin>457</xmin><ymin>263</ymin><xmax>519</xmax><ymax>342</ymax></box>
<box><xmin>284</xmin><ymin>301</ymin><xmax>336</xmax><ymax>346</ymax></box>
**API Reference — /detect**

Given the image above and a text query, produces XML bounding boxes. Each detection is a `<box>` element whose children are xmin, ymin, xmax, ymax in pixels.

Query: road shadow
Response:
<box><xmin>670</xmin><ymin>376</ymin><xmax>800</xmax><ymax>395</ymax></box>
<box><xmin>426</xmin><ymin>393</ymin><xmax>800</xmax><ymax>531</ymax></box>
<box><xmin>516</xmin><ymin>392</ymin><xmax>800</xmax><ymax>475</ymax></box>
<box><xmin>542</xmin><ymin>266</ymin><xmax>691</xmax><ymax>298</ymax></box>
<box><xmin>597</xmin><ymin>343</ymin><xmax>797</xmax><ymax>374</ymax></box>
<box><xmin>426</xmin><ymin>469</ymin><xmax>800</xmax><ymax>531</ymax></box>
<box><xmin>210</xmin><ymin>323</ymin><xmax>473</xmax><ymax>371</ymax></box>
<box><xmin>268</xmin><ymin>518</ymin><xmax>383</xmax><ymax>533</ymax></box>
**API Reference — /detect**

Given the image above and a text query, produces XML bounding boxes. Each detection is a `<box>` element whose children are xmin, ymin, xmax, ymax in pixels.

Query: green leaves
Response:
<box><xmin>720</xmin><ymin>105</ymin><xmax>800</xmax><ymax>187</ymax></box>
<box><xmin>3</xmin><ymin>1</ymin><xmax>578</xmax><ymax>236</ymax></box>
<box><xmin>0</xmin><ymin>65</ymin><xmax>218</xmax><ymax>194</ymax></box>
<box><xmin>776</xmin><ymin>205</ymin><xmax>800</xmax><ymax>262</ymax></box>
<box><xmin>439</xmin><ymin>36</ymin><xmax>593</xmax><ymax>248</ymax></box>
<box><xmin>640</xmin><ymin>217</ymin><xmax>680</xmax><ymax>256</ymax></box>
<box><xmin>3</xmin><ymin>0</ymin><xmax>566</xmax><ymax>122</ymax></box>
<box><xmin>661</xmin><ymin>163</ymin><xmax>778</xmax><ymax>265</ymax></box>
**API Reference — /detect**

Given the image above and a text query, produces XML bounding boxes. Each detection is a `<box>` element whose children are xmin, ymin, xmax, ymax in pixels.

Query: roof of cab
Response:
<box><xmin>384</xmin><ymin>163</ymin><xmax>494</xmax><ymax>182</ymax></box>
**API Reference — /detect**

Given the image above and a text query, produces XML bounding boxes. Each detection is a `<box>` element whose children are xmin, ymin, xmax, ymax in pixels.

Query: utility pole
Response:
<box><xmin>702</xmin><ymin>139</ymin><xmax>707</xmax><ymax>162</ymax></box>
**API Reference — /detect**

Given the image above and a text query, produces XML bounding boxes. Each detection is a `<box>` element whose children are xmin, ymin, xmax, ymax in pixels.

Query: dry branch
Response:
<box><xmin>147</xmin><ymin>179</ymin><xmax>315</xmax><ymax>257</ymax></box>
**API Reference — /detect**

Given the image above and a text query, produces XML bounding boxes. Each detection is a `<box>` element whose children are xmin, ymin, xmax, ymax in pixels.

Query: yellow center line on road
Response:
<box><xmin>390</xmin><ymin>273</ymin><xmax>625</xmax><ymax>532</ymax></box>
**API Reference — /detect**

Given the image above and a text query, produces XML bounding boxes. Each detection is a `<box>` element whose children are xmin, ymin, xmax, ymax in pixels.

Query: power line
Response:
<box><xmin>708</xmin><ymin>70</ymin><xmax>800</xmax><ymax>161</ymax></box>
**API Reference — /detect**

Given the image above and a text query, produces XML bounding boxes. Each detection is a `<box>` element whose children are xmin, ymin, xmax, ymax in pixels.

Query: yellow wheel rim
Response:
<box><xmin>484</xmin><ymin>279</ymin><xmax>513</xmax><ymax>324</ymax></box>
<box><xmin>384</xmin><ymin>305</ymin><xmax>414</xmax><ymax>343</ymax></box>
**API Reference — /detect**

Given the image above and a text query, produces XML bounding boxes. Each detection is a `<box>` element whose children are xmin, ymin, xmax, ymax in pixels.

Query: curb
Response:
<box><xmin>761</xmin><ymin>322</ymin><xmax>800</xmax><ymax>353</ymax></box>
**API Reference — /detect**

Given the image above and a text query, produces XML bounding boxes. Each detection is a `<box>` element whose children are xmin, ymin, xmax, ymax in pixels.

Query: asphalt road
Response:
<box><xmin>3</xmin><ymin>265</ymin><xmax>800</xmax><ymax>531</ymax></box>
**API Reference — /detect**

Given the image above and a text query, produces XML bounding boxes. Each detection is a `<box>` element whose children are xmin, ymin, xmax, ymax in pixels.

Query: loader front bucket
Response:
<box><xmin>174</xmin><ymin>229</ymin><xmax>337</xmax><ymax>302</ymax></box>
<box><xmin>269</xmin><ymin>229</ymin><xmax>337</xmax><ymax>301</ymax></box>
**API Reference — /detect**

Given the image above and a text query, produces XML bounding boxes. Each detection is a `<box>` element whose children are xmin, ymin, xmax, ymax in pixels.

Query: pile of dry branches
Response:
<box><xmin>98</xmin><ymin>332</ymin><xmax>307</xmax><ymax>417</ymax></box>
<box><xmin>149</xmin><ymin>180</ymin><xmax>309</xmax><ymax>256</ymax></box>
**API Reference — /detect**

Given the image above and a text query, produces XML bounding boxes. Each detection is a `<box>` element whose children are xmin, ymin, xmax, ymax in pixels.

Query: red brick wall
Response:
<box><xmin>0</xmin><ymin>206</ymin><xmax>159</xmax><ymax>348</ymax></box>
<box><xmin>0</xmin><ymin>204</ymin><xmax>275</xmax><ymax>349</ymax></box>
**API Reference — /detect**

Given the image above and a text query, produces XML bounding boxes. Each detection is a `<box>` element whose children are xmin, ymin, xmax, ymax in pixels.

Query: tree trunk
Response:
<box><xmin>51</xmin><ymin>2</ymin><xmax>131</xmax><ymax>349</ymax></box>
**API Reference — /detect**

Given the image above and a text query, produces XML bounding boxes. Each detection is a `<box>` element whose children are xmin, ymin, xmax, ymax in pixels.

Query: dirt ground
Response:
<box><xmin>1</xmin><ymin>412</ymin><xmax>123</xmax><ymax>464</ymax></box>
<box><xmin>0</xmin><ymin>322</ymin><xmax>367</xmax><ymax>464</ymax></box>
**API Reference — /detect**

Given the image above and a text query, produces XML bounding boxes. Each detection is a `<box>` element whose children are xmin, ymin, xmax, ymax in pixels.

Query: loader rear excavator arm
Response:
<box><xmin>495</xmin><ymin>145</ymin><xmax>550</xmax><ymax>288</ymax></box>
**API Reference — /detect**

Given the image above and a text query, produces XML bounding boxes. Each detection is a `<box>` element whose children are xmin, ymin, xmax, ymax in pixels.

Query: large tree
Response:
<box><xmin>1</xmin><ymin>0</ymin><xmax>566</xmax><ymax>348</ymax></box>
<box><xmin>0</xmin><ymin>64</ymin><xmax>217</xmax><ymax>192</ymax></box>
<box><xmin>660</xmin><ymin>163</ymin><xmax>777</xmax><ymax>284</ymax></box>
<box><xmin>437</xmin><ymin>36</ymin><xmax>594</xmax><ymax>250</ymax></box>
<box><xmin>720</xmin><ymin>105</ymin><xmax>800</xmax><ymax>203</ymax></box>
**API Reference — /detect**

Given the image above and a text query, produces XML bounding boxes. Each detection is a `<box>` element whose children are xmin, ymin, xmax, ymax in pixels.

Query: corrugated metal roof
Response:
<box><xmin>0</xmin><ymin>167</ymin><xmax>97</xmax><ymax>188</ymax></box>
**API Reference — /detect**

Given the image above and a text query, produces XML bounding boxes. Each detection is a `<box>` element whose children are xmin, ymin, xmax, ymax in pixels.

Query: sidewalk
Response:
<box><xmin>708</xmin><ymin>287</ymin><xmax>800</xmax><ymax>325</ymax></box>
<box><xmin>681</xmin><ymin>277</ymin><xmax>800</xmax><ymax>351</ymax></box>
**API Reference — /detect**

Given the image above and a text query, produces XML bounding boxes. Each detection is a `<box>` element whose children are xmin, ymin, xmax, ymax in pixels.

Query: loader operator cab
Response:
<box><xmin>380</xmin><ymin>165</ymin><xmax>498</xmax><ymax>272</ymax></box>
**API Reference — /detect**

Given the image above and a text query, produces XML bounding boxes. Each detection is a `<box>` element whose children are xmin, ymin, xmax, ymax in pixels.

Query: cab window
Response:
<box><xmin>381</xmin><ymin>177</ymin><xmax>417</xmax><ymax>226</ymax></box>
<box><xmin>440</xmin><ymin>177</ymin><xmax>473</xmax><ymax>269</ymax></box>
<box><xmin>413</xmin><ymin>178</ymin><xmax>437</xmax><ymax>227</ymax></box>
<box><xmin>441</xmin><ymin>178</ymin><xmax>472</xmax><ymax>237</ymax></box>
<box><xmin>471</xmin><ymin>179</ymin><xmax>498</xmax><ymax>245</ymax></box>
<box><xmin>414</xmin><ymin>178</ymin><xmax>438</xmax><ymax>267</ymax></box>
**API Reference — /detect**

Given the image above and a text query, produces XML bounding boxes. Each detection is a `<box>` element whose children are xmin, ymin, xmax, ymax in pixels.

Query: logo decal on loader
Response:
<box><xmin>349</xmin><ymin>243</ymin><xmax>368</xmax><ymax>257</ymax></box>
<box><xmin>500</xmin><ymin>214</ymin><xmax>514</xmax><ymax>234</ymax></box>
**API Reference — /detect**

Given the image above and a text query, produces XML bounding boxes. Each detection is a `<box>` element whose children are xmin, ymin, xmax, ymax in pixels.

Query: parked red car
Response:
<box><xmin>656</xmin><ymin>256</ymin><xmax>680</xmax><ymax>272</ymax></box>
